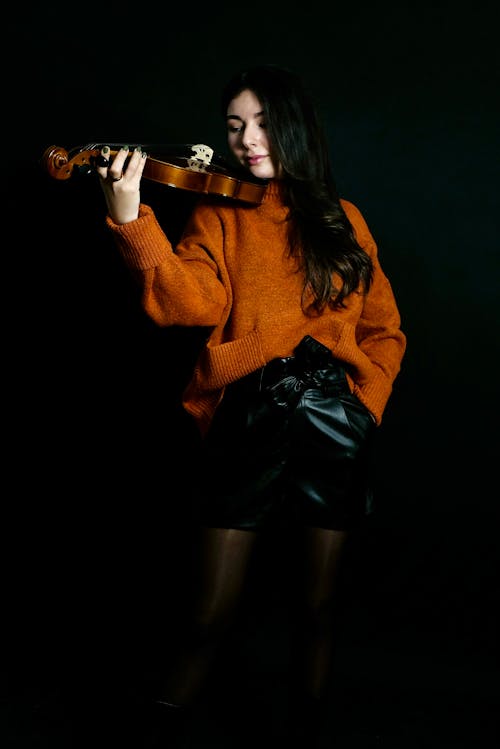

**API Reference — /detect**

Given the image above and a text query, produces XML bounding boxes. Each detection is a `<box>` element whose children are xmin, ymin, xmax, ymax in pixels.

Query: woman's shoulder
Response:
<box><xmin>339</xmin><ymin>198</ymin><xmax>377</xmax><ymax>249</ymax></box>
<box><xmin>339</xmin><ymin>198</ymin><xmax>366</xmax><ymax>224</ymax></box>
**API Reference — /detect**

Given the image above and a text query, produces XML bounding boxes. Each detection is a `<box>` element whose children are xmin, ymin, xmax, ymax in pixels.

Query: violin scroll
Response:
<box><xmin>42</xmin><ymin>144</ymin><xmax>97</xmax><ymax>180</ymax></box>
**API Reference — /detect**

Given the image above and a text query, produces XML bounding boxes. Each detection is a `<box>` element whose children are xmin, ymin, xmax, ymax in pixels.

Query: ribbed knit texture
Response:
<box><xmin>107</xmin><ymin>181</ymin><xmax>406</xmax><ymax>435</ymax></box>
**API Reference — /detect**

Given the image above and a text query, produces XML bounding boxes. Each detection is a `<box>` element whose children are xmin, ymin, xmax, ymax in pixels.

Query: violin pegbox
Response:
<box><xmin>187</xmin><ymin>143</ymin><xmax>214</xmax><ymax>171</ymax></box>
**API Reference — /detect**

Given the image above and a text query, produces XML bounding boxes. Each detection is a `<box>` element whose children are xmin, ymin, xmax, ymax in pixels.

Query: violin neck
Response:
<box><xmin>81</xmin><ymin>142</ymin><xmax>232</xmax><ymax>169</ymax></box>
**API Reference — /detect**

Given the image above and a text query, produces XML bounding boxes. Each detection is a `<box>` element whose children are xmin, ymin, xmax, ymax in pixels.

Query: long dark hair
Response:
<box><xmin>220</xmin><ymin>64</ymin><xmax>373</xmax><ymax>313</ymax></box>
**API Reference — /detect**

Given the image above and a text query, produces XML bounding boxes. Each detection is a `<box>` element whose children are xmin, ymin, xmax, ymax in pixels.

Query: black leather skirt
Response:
<box><xmin>197</xmin><ymin>335</ymin><xmax>376</xmax><ymax>531</ymax></box>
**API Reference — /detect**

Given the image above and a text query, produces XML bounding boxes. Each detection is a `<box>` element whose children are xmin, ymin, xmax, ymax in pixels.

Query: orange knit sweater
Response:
<box><xmin>107</xmin><ymin>181</ymin><xmax>406</xmax><ymax>435</ymax></box>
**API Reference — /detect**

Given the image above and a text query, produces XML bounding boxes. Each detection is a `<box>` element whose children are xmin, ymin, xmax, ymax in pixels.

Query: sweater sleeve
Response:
<box><xmin>105</xmin><ymin>203</ymin><xmax>228</xmax><ymax>328</ymax></box>
<box><xmin>341</xmin><ymin>200</ymin><xmax>407</xmax><ymax>409</ymax></box>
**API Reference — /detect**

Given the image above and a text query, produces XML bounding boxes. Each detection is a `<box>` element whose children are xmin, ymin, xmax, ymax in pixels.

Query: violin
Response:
<box><xmin>41</xmin><ymin>143</ymin><xmax>268</xmax><ymax>204</ymax></box>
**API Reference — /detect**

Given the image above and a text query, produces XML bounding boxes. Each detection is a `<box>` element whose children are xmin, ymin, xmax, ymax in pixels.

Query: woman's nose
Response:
<box><xmin>242</xmin><ymin>126</ymin><xmax>259</xmax><ymax>149</ymax></box>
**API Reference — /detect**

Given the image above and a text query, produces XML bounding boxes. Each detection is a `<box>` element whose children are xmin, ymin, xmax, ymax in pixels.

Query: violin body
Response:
<box><xmin>42</xmin><ymin>143</ymin><xmax>268</xmax><ymax>204</ymax></box>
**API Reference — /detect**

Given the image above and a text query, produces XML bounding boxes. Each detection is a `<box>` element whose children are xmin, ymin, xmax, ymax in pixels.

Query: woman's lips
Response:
<box><xmin>247</xmin><ymin>155</ymin><xmax>266</xmax><ymax>166</ymax></box>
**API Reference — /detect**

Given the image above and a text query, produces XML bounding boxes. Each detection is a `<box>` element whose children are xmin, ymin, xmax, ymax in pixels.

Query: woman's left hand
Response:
<box><xmin>96</xmin><ymin>145</ymin><xmax>147</xmax><ymax>225</ymax></box>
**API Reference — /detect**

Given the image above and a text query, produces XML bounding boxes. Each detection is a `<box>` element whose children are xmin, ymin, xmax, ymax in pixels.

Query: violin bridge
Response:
<box><xmin>191</xmin><ymin>144</ymin><xmax>214</xmax><ymax>166</ymax></box>
<box><xmin>187</xmin><ymin>159</ymin><xmax>208</xmax><ymax>172</ymax></box>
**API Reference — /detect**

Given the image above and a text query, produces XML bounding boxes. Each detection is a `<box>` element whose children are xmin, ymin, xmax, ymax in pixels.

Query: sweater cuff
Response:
<box><xmin>105</xmin><ymin>204</ymin><xmax>171</xmax><ymax>270</ymax></box>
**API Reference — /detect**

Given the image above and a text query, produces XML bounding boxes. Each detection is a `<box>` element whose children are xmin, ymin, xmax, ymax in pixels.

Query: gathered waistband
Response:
<box><xmin>237</xmin><ymin>336</ymin><xmax>349</xmax><ymax>409</ymax></box>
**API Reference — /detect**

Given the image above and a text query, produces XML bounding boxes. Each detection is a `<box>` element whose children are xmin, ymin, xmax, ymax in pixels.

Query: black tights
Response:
<box><xmin>159</xmin><ymin>525</ymin><xmax>348</xmax><ymax>707</ymax></box>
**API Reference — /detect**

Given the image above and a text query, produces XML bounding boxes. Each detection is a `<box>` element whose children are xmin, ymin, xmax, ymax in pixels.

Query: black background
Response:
<box><xmin>3</xmin><ymin>1</ymin><xmax>499</xmax><ymax>746</ymax></box>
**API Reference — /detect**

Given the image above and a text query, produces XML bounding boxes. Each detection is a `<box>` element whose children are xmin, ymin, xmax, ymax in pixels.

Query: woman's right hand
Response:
<box><xmin>95</xmin><ymin>145</ymin><xmax>147</xmax><ymax>225</ymax></box>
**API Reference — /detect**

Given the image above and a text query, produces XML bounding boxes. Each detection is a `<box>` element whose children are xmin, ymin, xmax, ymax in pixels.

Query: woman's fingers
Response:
<box><xmin>107</xmin><ymin>146</ymin><xmax>129</xmax><ymax>181</ymax></box>
<box><xmin>96</xmin><ymin>145</ymin><xmax>147</xmax><ymax>185</ymax></box>
<box><xmin>95</xmin><ymin>145</ymin><xmax>112</xmax><ymax>180</ymax></box>
<box><xmin>94</xmin><ymin>145</ymin><xmax>129</xmax><ymax>181</ymax></box>
<box><xmin>124</xmin><ymin>147</ymin><xmax>148</xmax><ymax>181</ymax></box>
<box><xmin>95</xmin><ymin>145</ymin><xmax>147</xmax><ymax>223</ymax></box>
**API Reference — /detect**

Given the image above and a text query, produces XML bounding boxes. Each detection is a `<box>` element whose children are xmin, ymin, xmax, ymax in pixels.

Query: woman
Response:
<box><xmin>96</xmin><ymin>64</ymin><xmax>406</xmax><ymax>746</ymax></box>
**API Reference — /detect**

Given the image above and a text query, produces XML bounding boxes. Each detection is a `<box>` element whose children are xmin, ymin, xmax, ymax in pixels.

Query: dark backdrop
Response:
<box><xmin>3</xmin><ymin>0</ymin><xmax>499</xmax><ymax>746</ymax></box>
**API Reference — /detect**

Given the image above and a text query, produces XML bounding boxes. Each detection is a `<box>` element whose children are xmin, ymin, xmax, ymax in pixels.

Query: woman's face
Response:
<box><xmin>226</xmin><ymin>88</ymin><xmax>280</xmax><ymax>180</ymax></box>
